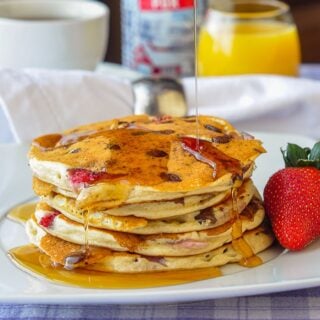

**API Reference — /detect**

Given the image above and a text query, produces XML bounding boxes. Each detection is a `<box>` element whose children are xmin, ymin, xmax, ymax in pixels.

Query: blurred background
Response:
<box><xmin>101</xmin><ymin>0</ymin><xmax>320</xmax><ymax>64</ymax></box>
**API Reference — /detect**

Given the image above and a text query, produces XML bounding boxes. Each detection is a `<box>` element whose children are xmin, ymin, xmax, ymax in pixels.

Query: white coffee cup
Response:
<box><xmin>0</xmin><ymin>0</ymin><xmax>109</xmax><ymax>70</ymax></box>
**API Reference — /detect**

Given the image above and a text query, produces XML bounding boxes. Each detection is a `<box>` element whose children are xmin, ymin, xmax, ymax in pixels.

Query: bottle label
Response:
<box><xmin>121</xmin><ymin>0</ymin><xmax>206</xmax><ymax>77</ymax></box>
<box><xmin>139</xmin><ymin>0</ymin><xmax>194</xmax><ymax>11</ymax></box>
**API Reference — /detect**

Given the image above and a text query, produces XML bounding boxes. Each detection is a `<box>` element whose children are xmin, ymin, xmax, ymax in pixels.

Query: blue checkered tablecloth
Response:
<box><xmin>1</xmin><ymin>287</ymin><xmax>320</xmax><ymax>320</ymax></box>
<box><xmin>1</xmin><ymin>64</ymin><xmax>320</xmax><ymax>320</ymax></box>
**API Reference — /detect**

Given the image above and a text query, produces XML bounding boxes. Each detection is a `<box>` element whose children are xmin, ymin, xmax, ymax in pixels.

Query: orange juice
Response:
<box><xmin>198</xmin><ymin>21</ymin><xmax>300</xmax><ymax>76</ymax></box>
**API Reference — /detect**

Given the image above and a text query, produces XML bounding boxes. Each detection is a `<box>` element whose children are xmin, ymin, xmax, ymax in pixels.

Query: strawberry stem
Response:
<box><xmin>281</xmin><ymin>142</ymin><xmax>320</xmax><ymax>169</ymax></box>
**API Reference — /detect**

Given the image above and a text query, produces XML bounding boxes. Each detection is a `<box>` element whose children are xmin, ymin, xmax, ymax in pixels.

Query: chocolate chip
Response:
<box><xmin>105</xmin><ymin>143</ymin><xmax>121</xmax><ymax>150</ymax></box>
<box><xmin>147</xmin><ymin>149</ymin><xmax>168</xmax><ymax>158</ymax></box>
<box><xmin>223</xmin><ymin>248</ymin><xmax>228</xmax><ymax>254</ymax></box>
<box><xmin>204</xmin><ymin>124</ymin><xmax>223</xmax><ymax>133</ymax></box>
<box><xmin>212</xmin><ymin>135</ymin><xmax>232</xmax><ymax>144</ymax></box>
<box><xmin>110</xmin><ymin>144</ymin><xmax>121</xmax><ymax>150</ymax></box>
<box><xmin>195</xmin><ymin>207</ymin><xmax>217</xmax><ymax>224</ymax></box>
<box><xmin>160</xmin><ymin>172</ymin><xmax>182</xmax><ymax>182</ymax></box>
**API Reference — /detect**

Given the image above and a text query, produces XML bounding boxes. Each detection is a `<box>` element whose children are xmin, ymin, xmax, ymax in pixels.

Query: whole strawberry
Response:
<box><xmin>264</xmin><ymin>142</ymin><xmax>320</xmax><ymax>251</ymax></box>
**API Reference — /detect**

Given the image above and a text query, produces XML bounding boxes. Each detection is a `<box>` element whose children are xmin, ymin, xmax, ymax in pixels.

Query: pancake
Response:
<box><xmin>27</xmin><ymin>221</ymin><xmax>275</xmax><ymax>272</ymax></box>
<box><xmin>39</xmin><ymin>179</ymin><xmax>231</xmax><ymax>220</ymax></box>
<box><xmin>21</xmin><ymin>114</ymin><xmax>273</xmax><ymax>279</ymax></box>
<box><xmin>29</xmin><ymin>197</ymin><xmax>265</xmax><ymax>257</ymax></box>
<box><xmin>28</xmin><ymin>115</ymin><xmax>265</xmax><ymax>209</ymax></box>
<box><xmin>31</xmin><ymin>163</ymin><xmax>255</xmax><ymax>210</ymax></box>
<box><xmin>42</xmin><ymin>179</ymin><xmax>255</xmax><ymax>234</ymax></box>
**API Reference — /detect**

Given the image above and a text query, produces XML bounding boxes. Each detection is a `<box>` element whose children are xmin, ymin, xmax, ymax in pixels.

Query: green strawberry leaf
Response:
<box><xmin>309</xmin><ymin>142</ymin><xmax>320</xmax><ymax>161</ymax></box>
<box><xmin>281</xmin><ymin>141</ymin><xmax>320</xmax><ymax>169</ymax></box>
<box><xmin>281</xmin><ymin>143</ymin><xmax>309</xmax><ymax>167</ymax></box>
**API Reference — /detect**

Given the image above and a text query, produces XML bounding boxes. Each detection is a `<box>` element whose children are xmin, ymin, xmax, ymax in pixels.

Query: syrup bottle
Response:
<box><xmin>121</xmin><ymin>0</ymin><xmax>207</xmax><ymax>77</ymax></box>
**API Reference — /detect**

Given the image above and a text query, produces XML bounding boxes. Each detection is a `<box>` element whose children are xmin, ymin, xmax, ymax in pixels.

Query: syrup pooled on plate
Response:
<box><xmin>7</xmin><ymin>204</ymin><xmax>222</xmax><ymax>288</ymax></box>
<box><xmin>7</xmin><ymin>202</ymin><xmax>37</xmax><ymax>224</ymax></box>
<box><xmin>6</xmin><ymin>195</ymin><xmax>263</xmax><ymax>289</ymax></box>
<box><xmin>8</xmin><ymin>245</ymin><xmax>222</xmax><ymax>289</ymax></box>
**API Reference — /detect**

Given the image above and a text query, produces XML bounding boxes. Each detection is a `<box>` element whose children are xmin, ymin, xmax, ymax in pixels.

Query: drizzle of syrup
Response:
<box><xmin>194</xmin><ymin>0</ymin><xmax>200</xmax><ymax>150</ymax></box>
<box><xmin>231</xmin><ymin>188</ymin><xmax>242</xmax><ymax>239</ymax></box>
<box><xmin>181</xmin><ymin>137</ymin><xmax>242</xmax><ymax>178</ymax></box>
<box><xmin>8</xmin><ymin>244</ymin><xmax>222</xmax><ymax>289</ymax></box>
<box><xmin>80</xmin><ymin>211</ymin><xmax>91</xmax><ymax>268</ymax></box>
<box><xmin>230</xmin><ymin>186</ymin><xmax>262</xmax><ymax>268</ymax></box>
<box><xmin>239</xmin><ymin>255</ymin><xmax>263</xmax><ymax>268</ymax></box>
<box><xmin>7</xmin><ymin>202</ymin><xmax>37</xmax><ymax>224</ymax></box>
<box><xmin>61</xmin><ymin>214</ymin><xmax>92</xmax><ymax>270</ymax></box>
<box><xmin>31</xmin><ymin>130</ymin><xmax>245</xmax><ymax>198</ymax></box>
<box><xmin>58</xmin><ymin>130</ymin><xmax>98</xmax><ymax>146</ymax></box>
<box><xmin>83</xmin><ymin>212</ymin><xmax>90</xmax><ymax>252</ymax></box>
<box><xmin>232</xmin><ymin>238</ymin><xmax>263</xmax><ymax>268</ymax></box>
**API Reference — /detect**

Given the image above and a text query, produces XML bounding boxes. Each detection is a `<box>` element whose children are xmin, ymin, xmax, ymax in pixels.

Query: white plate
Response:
<box><xmin>0</xmin><ymin>132</ymin><xmax>319</xmax><ymax>305</ymax></box>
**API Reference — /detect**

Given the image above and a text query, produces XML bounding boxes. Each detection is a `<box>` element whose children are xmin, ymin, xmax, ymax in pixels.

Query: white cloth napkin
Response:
<box><xmin>1</xmin><ymin>68</ymin><xmax>320</xmax><ymax>143</ymax></box>
<box><xmin>0</xmin><ymin>69</ymin><xmax>133</xmax><ymax>142</ymax></box>
<box><xmin>183</xmin><ymin>75</ymin><xmax>320</xmax><ymax>139</ymax></box>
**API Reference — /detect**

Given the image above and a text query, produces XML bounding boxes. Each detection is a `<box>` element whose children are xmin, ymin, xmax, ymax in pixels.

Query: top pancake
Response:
<box><xmin>28</xmin><ymin>115</ymin><xmax>265</xmax><ymax>209</ymax></box>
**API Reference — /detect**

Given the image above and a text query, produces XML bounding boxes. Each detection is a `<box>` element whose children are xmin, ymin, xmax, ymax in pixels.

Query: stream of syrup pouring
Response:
<box><xmin>7</xmin><ymin>3</ymin><xmax>261</xmax><ymax>289</ymax></box>
<box><xmin>194</xmin><ymin>0</ymin><xmax>200</xmax><ymax>150</ymax></box>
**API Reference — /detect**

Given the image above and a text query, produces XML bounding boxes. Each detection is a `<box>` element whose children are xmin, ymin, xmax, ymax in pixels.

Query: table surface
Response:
<box><xmin>1</xmin><ymin>64</ymin><xmax>320</xmax><ymax>320</ymax></box>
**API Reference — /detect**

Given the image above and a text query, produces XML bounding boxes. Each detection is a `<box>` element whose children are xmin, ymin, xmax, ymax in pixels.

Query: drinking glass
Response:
<box><xmin>197</xmin><ymin>0</ymin><xmax>301</xmax><ymax>76</ymax></box>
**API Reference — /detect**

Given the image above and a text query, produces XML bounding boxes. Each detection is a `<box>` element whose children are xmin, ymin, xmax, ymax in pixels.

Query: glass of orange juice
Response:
<box><xmin>197</xmin><ymin>0</ymin><xmax>301</xmax><ymax>76</ymax></box>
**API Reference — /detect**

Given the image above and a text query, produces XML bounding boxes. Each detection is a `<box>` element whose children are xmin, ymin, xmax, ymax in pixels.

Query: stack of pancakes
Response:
<box><xmin>26</xmin><ymin>115</ymin><xmax>274</xmax><ymax>273</ymax></box>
